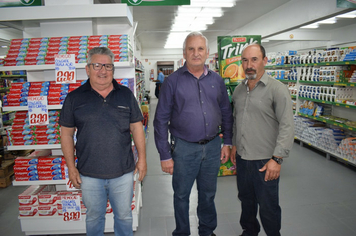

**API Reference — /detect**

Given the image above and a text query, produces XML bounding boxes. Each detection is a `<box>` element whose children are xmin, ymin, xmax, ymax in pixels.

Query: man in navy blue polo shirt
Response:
<box><xmin>59</xmin><ymin>47</ymin><xmax>147</xmax><ymax>236</ymax></box>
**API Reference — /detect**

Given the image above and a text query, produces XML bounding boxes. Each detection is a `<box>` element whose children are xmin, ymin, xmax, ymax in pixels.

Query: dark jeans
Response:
<box><xmin>155</xmin><ymin>83</ymin><xmax>161</xmax><ymax>98</ymax></box>
<box><xmin>171</xmin><ymin>136</ymin><xmax>221</xmax><ymax>236</ymax></box>
<box><xmin>236</xmin><ymin>154</ymin><xmax>281</xmax><ymax>236</ymax></box>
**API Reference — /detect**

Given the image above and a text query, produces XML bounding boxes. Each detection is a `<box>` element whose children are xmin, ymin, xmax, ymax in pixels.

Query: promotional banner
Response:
<box><xmin>122</xmin><ymin>0</ymin><xmax>190</xmax><ymax>6</ymax></box>
<box><xmin>337</xmin><ymin>0</ymin><xmax>356</xmax><ymax>8</ymax></box>
<box><xmin>0</xmin><ymin>0</ymin><xmax>42</xmax><ymax>7</ymax></box>
<box><xmin>218</xmin><ymin>35</ymin><xmax>261</xmax><ymax>83</ymax></box>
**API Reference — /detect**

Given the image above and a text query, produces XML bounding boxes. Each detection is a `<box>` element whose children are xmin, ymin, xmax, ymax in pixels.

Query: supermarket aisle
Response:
<box><xmin>1</xmin><ymin>97</ymin><xmax>356</xmax><ymax>236</ymax></box>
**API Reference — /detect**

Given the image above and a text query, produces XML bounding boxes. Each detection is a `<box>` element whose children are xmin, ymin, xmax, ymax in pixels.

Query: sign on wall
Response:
<box><xmin>337</xmin><ymin>0</ymin><xmax>356</xmax><ymax>8</ymax></box>
<box><xmin>122</xmin><ymin>0</ymin><xmax>190</xmax><ymax>6</ymax></box>
<box><xmin>0</xmin><ymin>0</ymin><xmax>42</xmax><ymax>7</ymax></box>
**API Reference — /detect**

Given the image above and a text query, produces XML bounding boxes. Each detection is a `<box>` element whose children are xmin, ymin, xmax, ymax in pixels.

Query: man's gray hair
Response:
<box><xmin>183</xmin><ymin>32</ymin><xmax>209</xmax><ymax>52</ymax></box>
<box><xmin>87</xmin><ymin>47</ymin><xmax>115</xmax><ymax>64</ymax></box>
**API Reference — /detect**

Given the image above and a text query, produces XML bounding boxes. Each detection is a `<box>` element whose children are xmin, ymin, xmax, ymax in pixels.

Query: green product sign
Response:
<box><xmin>217</xmin><ymin>35</ymin><xmax>261</xmax><ymax>83</ymax></box>
<box><xmin>337</xmin><ymin>0</ymin><xmax>356</xmax><ymax>8</ymax></box>
<box><xmin>0</xmin><ymin>0</ymin><xmax>42</xmax><ymax>7</ymax></box>
<box><xmin>122</xmin><ymin>0</ymin><xmax>190</xmax><ymax>6</ymax></box>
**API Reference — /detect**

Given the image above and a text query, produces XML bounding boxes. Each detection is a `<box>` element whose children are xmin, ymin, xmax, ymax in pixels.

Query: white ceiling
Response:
<box><xmin>0</xmin><ymin>0</ymin><xmax>356</xmax><ymax>57</ymax></box>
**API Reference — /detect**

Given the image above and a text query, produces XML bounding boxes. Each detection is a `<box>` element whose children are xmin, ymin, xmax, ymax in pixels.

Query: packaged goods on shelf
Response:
<box><xmin>115</xmin><ymin>78</ymin><xmax>135</xmax><ymax>93</ymax></box>
<box><xmin>267</xmin><ymin>47</ymin><xmax>356</xmax><ymax>66</ymax></box>
<box><xmin>7</xmin><ymin>111</ymin><xmax>62</xmax><ymax>146</ymax></box>
<box><xmin>3</xmin><ymin>80</ymin><xmax>86</xmax><ymax>107</ymax></box>
<box><xmin>339</xmin><ymin>137</ymin><xmax>356</xmax><ymax>164</ymax></box>
<box><xmin>4</xmin><ymin>35</ymin><xmax>132</xmax><ymax>66</ymax></box>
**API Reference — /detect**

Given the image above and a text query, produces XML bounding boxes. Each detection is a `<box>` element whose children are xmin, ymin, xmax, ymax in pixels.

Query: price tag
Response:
<box><xmin>28</xmin><ymin>96</ymin><xmax>49</xmax><ymax>125</ymax></box>
<box><xmin>55</xmin><ymin>54</ymin><xmax>76</xmax><ymax>84</ymax></box>
<box><xmin>64</xmin><ymin>165</ymin><xmax>79</xmax><ymax>191</ymax></box>
<box><xmin>62</xmin><ymin>195</ymin><xmax>81</xmax><ymax>222</ymax></box>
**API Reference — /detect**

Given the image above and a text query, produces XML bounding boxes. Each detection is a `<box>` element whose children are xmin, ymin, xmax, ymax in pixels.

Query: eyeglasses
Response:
<box><xmin>88</xmin><ymin>63</ymin><xmax>114</xmax><ymax>71</ymax></box>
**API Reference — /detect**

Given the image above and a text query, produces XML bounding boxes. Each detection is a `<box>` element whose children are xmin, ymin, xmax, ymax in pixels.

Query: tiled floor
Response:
<box><xmin>1</xmin><ymin>98</ymin><xmax>356</xmax><ymax>236</ymax></box>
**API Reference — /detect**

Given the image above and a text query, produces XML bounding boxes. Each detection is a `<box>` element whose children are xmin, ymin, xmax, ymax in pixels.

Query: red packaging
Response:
<box><xmin>19</xmin><ymin>206</ymin><xmax>38</xmax><ymax>217</ymax></box>
<box><xmin>38</xmin><ymin>192</ymin><xmax>58</xmax><ymax>205</ymax></box>
<box><xmin>38</xmin><ymin>205</ymin><xmax>57</xmax><ymax>216</ymax></box>
<box><xmin>37</xmin><ymin>164</ymin><xmax>63</xmax><ymax>171</ymax></box>
<box><xmin>38</xmin><ymin>156</ymin><xmax>63</xmax><ymax>165</ymax></box>
<box><xmin>38</xmin><ymin>175</ymin><xmax>63</xmax><ymax>180</ymax></box>
<box><xmin>14</xmin><ymin>165</ymin><xmax>38</xmax><ymax>172</ymax></box>
<box><xmin>15</xmin><ymin>175</ymin><xmax>39</xmax><ymax>181</ymax></box>
<box><xmin>38</xmin><ymin>169</ymin><xmax>63</xmax><ymax>176</ymax></box>
<box><xmin>18</xmin><ymin>185</ymin><xmax>46</xmax><ymax>206</ymax></box>
<box><xmin>14</xmin><ymin>170</ymin><xmax>38</xmax><ymax>176</ymax></box>
<box><xmin>24</xmin><ymin>61</ymin><xmax>38</xmax><ymax>66</ymax></box>
<box><xmin>15</xmin><ymin>157</ymin><xmax>38</xmax><ymax>165</ymax></box>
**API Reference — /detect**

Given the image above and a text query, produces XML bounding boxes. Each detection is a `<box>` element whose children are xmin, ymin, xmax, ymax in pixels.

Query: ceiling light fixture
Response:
<box><xmin>336</xmin><ymin>10</ymin><xmax>356</xmax><ymax>18</ymax></box>
<box><xmin>166</xmin><ymin>0</ymin><xmax>238</xmax><ymax>48</ymax></box>
<box><xmin>300</xmin><ymin>23</ymin><xmax>319</xmax><ymax>29</ymax></box>
<box><xmin>317</xmin><ymin>17</ymin><xmax>337</xmax><ymax>24</ymax></box>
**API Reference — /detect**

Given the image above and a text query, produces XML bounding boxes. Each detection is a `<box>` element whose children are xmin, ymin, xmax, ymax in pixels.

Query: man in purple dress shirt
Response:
<box><xmin>154</xmin><ymin>32</ymin><xmax>233</xmax><ymax>236</ymax></box>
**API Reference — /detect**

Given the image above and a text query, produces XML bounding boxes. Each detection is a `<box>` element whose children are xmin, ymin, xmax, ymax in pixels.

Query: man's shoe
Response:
<box><xmin>210</xmin><ymin>233</ymin><xmax>216</xmax><ymax>236</ymax></box>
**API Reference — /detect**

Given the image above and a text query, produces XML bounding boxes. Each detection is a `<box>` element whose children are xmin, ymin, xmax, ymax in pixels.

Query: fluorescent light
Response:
<box><xmin>190</xmin><ymin>2</ymin><xmax>235</xmax><ymax>7</ymax></box>
<box><xmin>1</xmin><ymin>45</ymin><xmax>8</xmax><ymax>48</ymax></box>
<box><xmin>317</xmin><ymin>17</ymin><xmax>336</xmax><ymax>24</ymax></box>
<box><xmin>301</xmin><ymin>23</ymin><xmax>319</xmax><ymax>29</ymax></box>
<box><xmin>165</xmin><ymin>32</ymin><xmax>190</xmax><ymax>49</ymax></box>
<box><xmin>336</xmin><ymin>10</ymin><xmax>356</xmax><ymax>18</ymax></box>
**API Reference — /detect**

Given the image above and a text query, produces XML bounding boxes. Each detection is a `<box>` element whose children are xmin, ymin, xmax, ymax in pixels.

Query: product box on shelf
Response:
<box><xmin>18</xmin><ymin>185</ymin><xmax>46</xmax><ymax>206</ymax></box>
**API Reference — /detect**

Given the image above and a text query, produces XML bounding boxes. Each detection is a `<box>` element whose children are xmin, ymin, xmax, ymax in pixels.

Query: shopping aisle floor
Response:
<box><xmin>1</xmin><ymin>97</ymin><xmax>356</xmax><ymax>236</ymax></box>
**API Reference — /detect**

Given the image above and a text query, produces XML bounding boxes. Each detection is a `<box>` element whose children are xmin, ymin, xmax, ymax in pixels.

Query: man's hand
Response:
<box><xmin>220</xmin><ymin>145</ymin><xmax>231</xmax><ymax>164</ymax></box>
<box><xmin>259</xmin><ymin>158</ymin><xmax>282</xmax><ymax>181</ymax></box>
<box><xmin>135</xmin><ymin>158</ymin><xmax>147</xmax><ymax>182</ymax></box>
<box><xmin>68</xmin><ymin>167</ymin><xmax>81</xmax><ymax>189</ymax></box>
<box><xmin>161</xmin><ymin>159</ymin><xmax>174</xmax><ymax>175</ymax></box>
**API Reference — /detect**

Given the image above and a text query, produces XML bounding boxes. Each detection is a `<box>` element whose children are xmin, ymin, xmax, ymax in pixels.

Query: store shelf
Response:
<box><xmin>7</xmin><ymin>144</ymin><xmax>61</xmax><ymax>151</ymax></box>
<box><xmin>278</xmin><ymin>79</ymin><xmax>297</xmax><ymax>83</ymax></box>
<box><xmin>298</xmin><ymin>97</ymin><xmax>356</xmax><ymax>110</ymax></box>
<box><xmin>294</xmin><ymin>136</ymin><xmax>356</xmax><ymax>167</ymax></box>
<box><xmin>0</xmin><ymin>62</ymin><xmax>134</xmax><ymax>72</ymax></box>
<box><xmin>13</xmin><ymin>179</ymin><xmax>66</xmax><ymax>186</ymax></box>
<box><xmin>265</xmin><ymin>60</ymin><xmax>356</xmax><ymax>69</ymax></box>
<box><xmin>299</xmin><ymin>81</ymin><xmax>356</xmax><ymax>86</ymax></box>
<box><xmin>0</xmin><ymin>75</ymin><xmax>27</xmax><ymax>78</ymax></box>
<box><xmin>297</xmin><ymin>112</ymin><xmax>356</xmax><ymax>132</ymax></box>
<box><xmin>2</xmin><ymin>105</ymin><xmax>62</xmax><ymax>112</ymax></box>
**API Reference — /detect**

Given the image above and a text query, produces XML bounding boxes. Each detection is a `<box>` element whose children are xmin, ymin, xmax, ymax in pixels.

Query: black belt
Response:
<box><xmin>194</xmin><ymin>134</ymin><xmax>218</xmax><ymax>145</ymax></box>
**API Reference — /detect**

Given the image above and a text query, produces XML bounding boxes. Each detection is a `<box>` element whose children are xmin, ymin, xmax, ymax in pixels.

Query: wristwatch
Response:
<box><xmin>271</xmin><ymin>156</ymin><xmax>283</xmax><ymax>165</ymax></box>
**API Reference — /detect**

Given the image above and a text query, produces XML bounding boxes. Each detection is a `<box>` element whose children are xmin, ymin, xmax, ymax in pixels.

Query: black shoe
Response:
<box><xmin>210</xmin><ymin>233</ymin><xmax>216</xmax><ymax>236</ymax></box>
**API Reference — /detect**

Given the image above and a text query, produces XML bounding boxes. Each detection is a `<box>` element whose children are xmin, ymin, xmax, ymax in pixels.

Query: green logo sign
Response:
<box><xmin>20</xmin><ymin>0</ymin><xmax>36</xmax><ymax>6</ymax></box>
<box><xmin>122</xmin><ymin>0</ymin><xmax>190</xmax><ymax>6</ymax></box>
<box><xmin>337</xmin><ymin>0</ymin><xmax>356</xmax><ymax>8</ymax></box>
<box><xmin>0</xmin><ymin>0</ymin><xmax>42</xmax><ymax>7</ymax></box>
<box><xmin>127</xmin><ymin>0</ymin><xmax>143</xmax><ymax>6</ymax></box>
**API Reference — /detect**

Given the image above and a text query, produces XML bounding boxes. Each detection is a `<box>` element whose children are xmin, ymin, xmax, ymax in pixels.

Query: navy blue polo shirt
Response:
<box><xmin>59</xmin><ymin>79</ymin><xmax>143</xmax><ymax>179</ymax></box>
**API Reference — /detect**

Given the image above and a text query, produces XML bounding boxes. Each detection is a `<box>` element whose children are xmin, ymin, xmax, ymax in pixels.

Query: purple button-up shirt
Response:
<box><xmin>154</xmin><ymin>63</ymin><xmax>233</xmax><ymax>161</ymax></box>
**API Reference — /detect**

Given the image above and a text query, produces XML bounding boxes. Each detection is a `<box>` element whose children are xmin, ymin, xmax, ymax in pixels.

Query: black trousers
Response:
<box><xmin>155</xmin><ymin>83</ymin><xmax>161</xmax><ymax>98</ymax></box>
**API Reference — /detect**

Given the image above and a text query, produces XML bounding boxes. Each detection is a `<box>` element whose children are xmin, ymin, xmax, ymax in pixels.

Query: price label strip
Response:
<box><xmin>62</xmin><ymin>195</ymin><xmax>81</xmax><ymax>222</ymax></box>
<box><xmin>55</xmin><ymin>54</ymin><xmax>76</xmax><ymax>84</ymax></box>
<box><xmin>28</xmin><ymin>96</ymin><xmax>49</xmax><ymax>126</ymax></box>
